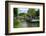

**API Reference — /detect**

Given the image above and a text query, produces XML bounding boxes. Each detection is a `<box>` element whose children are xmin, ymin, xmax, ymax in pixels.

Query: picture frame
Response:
<box><xmin>5</xmin><ymin>1</ymin><xmax>45</xmax><ymax>35</ymax></box>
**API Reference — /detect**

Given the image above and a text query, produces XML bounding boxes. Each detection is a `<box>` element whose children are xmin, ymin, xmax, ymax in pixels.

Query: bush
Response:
<box><xmin>14</xmin><ymin>18</ymin><xmax>20</xmax><ymax>28</ymax></box>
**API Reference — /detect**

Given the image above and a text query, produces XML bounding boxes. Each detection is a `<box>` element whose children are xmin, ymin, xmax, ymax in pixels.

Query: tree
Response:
<box><xmin>14</xmin><ymin>8</ymin><xmax>18</xmax><ymax>17</ymax></box>
<box><xmin>19</xmin><ymin>13</ymin><xmax>27</xmax><ymax>19</ymax></box>
<box><xmin>36</xmin><ymin>9</ymin><xmax>39</xmax><ymax>16</ymax></box>
<box><xmin>28</xmin><ymin>8</ymin><xmax>36</xmax><ymax>16</ymax></box>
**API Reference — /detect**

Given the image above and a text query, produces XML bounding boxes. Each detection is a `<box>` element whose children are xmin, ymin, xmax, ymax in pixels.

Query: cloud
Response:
<box><xmin>18</xmin><ymin>8</ymin><xmax>28</xmax><ymax>13</ymax></box>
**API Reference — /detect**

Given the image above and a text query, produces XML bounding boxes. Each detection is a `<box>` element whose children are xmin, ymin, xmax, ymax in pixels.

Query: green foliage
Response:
<box><xmin>14</xmin><ymin>18</ymin><xmax>20</xmax><ymax>28</ymax></box>
<box><xmin>28</xmin><ymin>8</ymin><xmax>36</xmax><ymax>16</ymax></box>
<box><xmin>19</xmin><ymin>13</ymin><xmax>27</xmax><ymax>16</ymax></box>
<box><xmin>19</xmin><ymin>13</ymin><xmax>27</xmax><ymax>19</ymax></box>
<box><xmin>36</xmin><ymin>9</ymin><xmax>39</xmax><ymax>16</ymax></box>
<box><xmin>14</xmin><ymin>8</ymin><xmax>18</xmax><ymax>17</ymax></box>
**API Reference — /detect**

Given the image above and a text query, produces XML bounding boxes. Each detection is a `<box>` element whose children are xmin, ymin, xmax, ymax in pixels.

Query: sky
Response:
<box><xmin>18</xmin><ymin>8</ymin><xmax>28</xmax><ymax>14</ymax></box>
<box><xmin>18</xmin><ymin>8</ymin><xmax>39</xmax><ymax>14</ymax></box>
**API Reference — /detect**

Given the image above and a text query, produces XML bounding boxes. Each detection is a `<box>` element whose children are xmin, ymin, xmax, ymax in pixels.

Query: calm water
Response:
<box><xmin>19</xmin><ymin>21</ymin><xmax>39</xmax><ymax>28</ymax></box>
